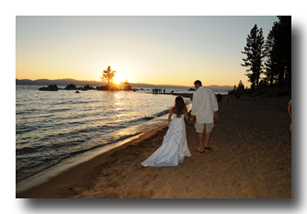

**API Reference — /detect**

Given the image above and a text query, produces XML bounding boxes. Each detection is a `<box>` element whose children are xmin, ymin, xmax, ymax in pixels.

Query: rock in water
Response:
<box><xmin>39</xmin><ymin>84</ymin><xmax>58</xmax><ymax>91</ymax></box>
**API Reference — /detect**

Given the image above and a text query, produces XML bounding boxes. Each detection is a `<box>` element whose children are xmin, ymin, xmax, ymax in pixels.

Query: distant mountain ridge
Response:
<box><xmin>16</xmin><ymin>79</ymin><xmax>233</xmax><ymax>91</ymax></box>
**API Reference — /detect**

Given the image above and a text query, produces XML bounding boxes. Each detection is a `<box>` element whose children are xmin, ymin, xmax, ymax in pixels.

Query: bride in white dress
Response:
<box><xmin>141</xmin><ymin>96</ymin><xmax>191</xmax><ymax>167</ymax></box>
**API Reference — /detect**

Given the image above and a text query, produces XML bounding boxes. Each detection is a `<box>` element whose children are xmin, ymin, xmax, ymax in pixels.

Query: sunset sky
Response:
<box><xmin>16</xmin><ymin>16</ymin><xmax>279</xmax><ymax>87</ymax></box>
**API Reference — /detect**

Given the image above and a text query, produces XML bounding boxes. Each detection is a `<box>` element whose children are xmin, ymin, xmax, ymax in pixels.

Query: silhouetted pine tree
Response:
<box><xmin>264</xmin><ymin>16</ymin><xmax>291</xmax><ymax>88</ymax></box>
<box><xmin>241</xmin><ymin>24</ymin><xmax>265</xmax><ymax>92</ymax></box>
<box><xmin>264</xmin><ymin>26</ymin><xmax>279</xmax><ymax>87</ymax></box>
<box><xmin>238</xmin><ymin>80</ymin><xmax>244</xmax><ymax>91</ymax></box>
<box><xmin>124</xmin><ymin>80</ymin><xmax>132</xmax><ymax>90</ymax></box>
<box><xmin>100</xmin><ymin>66</ymin><xmax>116</xmax><ymax>88</ymax></box>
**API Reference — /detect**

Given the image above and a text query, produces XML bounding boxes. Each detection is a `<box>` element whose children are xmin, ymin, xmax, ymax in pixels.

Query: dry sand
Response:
<box><xmin>16</xmin><ymin>95</ymin><xmax>291</xmax><ymax>198</ymax></box>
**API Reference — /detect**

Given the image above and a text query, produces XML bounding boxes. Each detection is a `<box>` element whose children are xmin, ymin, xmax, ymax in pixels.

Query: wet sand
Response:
<box><xmin>16</xmin><ymin>95</ymin><xmax>291</xmax><ymax>198</ymax></box>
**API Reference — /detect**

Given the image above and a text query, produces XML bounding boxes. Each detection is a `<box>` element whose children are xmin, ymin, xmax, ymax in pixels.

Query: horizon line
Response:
<box><xmin>16</xmin><ymin>78</ymin><xmax>234</xmax><ymax>88</ymax></box>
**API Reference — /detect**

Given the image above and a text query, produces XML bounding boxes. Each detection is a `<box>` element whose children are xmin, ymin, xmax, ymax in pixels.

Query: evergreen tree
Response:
<box><xmin>241</xmin><ymin>24</ymin><xmax>265</xmax><ymax>92</ymax></box>
<box><xmin>273</xmin><ymin>16</ymin><xmax>291</xmax><ymax>87</ymax></box>
<box><xmin>238</xmin><ymin>80</ymin><xmax>244</xmax><ymax>91</ymax></box>
<box><xmin>279</xmin><ymin>16</ymin><xmax>291</xmax><ymax>88</ymax></box>
<box><xmin>264</xmin><ymin>26</ymin><xmax>279</xmax><ymax>87</ymax></box>
<box><xmin>100</xmin><ymin>66</ymin><xmax>116</xmax><ymax>88</ymax></box>
<box><xmin>123</xmin><ymin>80</ymin><xmax>132</xmax><ymax>91</ymax></box>
<box><xmin>263</xmin><ymin>16</ymin><xmax>291</xmax><ymax>88</ymax></box>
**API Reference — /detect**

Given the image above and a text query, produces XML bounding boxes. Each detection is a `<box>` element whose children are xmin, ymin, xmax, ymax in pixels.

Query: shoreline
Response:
<box><xmin>16</xmin><ymin>122</ymin><xmax>169</xmax><ymax>198</ymax></box>
<box><xmin>16</xmin><ymin>92</ymin><xmax>192</xmax><ymax>196</ymax></box>
<box><xmin>16</xmin><ymin>95</ymin><xmax>291</xmax><ymax>198</ymax></box>
<box><xmin>16</xmin><ymin>124</ymin><xmax>169</xmax><ymax>198</ymax></box>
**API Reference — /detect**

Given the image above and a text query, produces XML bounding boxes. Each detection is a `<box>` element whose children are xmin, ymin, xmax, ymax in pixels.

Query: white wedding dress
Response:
<box><xmin>141</xmin><ymin>113</ymin><xmax>191</xmax><ymax>167</ymax></box>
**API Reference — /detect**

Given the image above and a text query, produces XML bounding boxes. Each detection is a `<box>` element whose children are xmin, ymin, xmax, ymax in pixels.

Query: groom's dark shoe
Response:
<box><xmin>195</xmin><ymin>148</ymin><xmax>205</xmax><ymax>153</ymax></box>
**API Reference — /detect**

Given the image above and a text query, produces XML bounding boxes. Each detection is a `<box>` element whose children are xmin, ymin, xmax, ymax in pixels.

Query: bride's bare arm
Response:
<box><xmin>183</xmin><ymin>108</ymin><xmax>189</xmax><ymax>121</ymax></box>
<box><xmin>168</xmin><ymin>108</ymin><xmax>173</xmax><ymax>123</ymax></box>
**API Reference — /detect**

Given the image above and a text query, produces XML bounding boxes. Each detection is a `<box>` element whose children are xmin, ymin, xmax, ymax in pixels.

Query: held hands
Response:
<box><xmin>189</xmin><ymin>115</ymin><xmax>195</xmax><ymax>124</ymax></box>
<box><xmin>214</xmin><ymin>112</ymin><xmax>220</xmax><ymax>122</ymax></box>
<box><xmin>189</xmin><ymin>113</ymin><xmax>220</xmax><ymax>124</ymax></box>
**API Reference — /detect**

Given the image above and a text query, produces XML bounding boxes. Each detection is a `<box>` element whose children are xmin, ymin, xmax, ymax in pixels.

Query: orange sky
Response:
<box><xmin>16</xmin><ymin>16</ymin><xmax>278</xmax><ymax>87</ymax></box>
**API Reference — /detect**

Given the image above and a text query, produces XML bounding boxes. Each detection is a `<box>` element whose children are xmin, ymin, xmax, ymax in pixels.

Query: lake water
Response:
<box><xmin>16</xmin><ymin>85</ymin><xmax>228</xmax><ymax>192</ymax></box>
<box><xmin>16</xmin><ymin>85</ymin><xmax>195</xmax><ymax>183</ymax></box>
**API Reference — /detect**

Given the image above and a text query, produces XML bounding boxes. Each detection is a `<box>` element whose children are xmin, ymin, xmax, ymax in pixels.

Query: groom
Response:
<box><xmin>190</xmin><ymin>80</ymin><xmax>220</xmax><ymax>153</ymax></box>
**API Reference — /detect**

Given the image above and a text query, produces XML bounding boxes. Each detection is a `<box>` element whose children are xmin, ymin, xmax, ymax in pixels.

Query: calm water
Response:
<box><xmin>16</xmin><ymin>85</ymin><xmax>193</xmax><ymax>183</ymax></box>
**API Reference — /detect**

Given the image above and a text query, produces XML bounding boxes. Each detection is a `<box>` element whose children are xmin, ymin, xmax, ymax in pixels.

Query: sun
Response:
<box><xmin>113</xmin><ymin>72</ymin><xmax>127</xmax><ymax>85</ymax></box>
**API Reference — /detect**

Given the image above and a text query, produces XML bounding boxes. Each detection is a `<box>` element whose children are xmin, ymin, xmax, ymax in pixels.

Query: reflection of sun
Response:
<box><xmin>113</xmin><ymin>72</ymin><xmax>127</xmax><ymax>84</ymax></box>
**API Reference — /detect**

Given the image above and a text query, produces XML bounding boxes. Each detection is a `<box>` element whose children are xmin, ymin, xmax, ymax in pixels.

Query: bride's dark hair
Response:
<box><xmin>172</xmin><ymin>96</ymin><xmax>187</xmax><ymax>118</ymax></box>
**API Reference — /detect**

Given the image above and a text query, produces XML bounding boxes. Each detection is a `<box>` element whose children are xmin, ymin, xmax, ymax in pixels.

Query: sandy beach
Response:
<box><xmin>16</xmin><ymin>95</ymin><xmax>291</xmax><ymax>198</ymax></box>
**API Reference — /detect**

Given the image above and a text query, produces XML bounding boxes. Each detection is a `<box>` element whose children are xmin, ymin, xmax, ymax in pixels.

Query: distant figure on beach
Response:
<box><xmin>141</xmin><ymin>96</ymin><xmax>191</xmax><ymax>167</ymax></box>
<box><xmin>288</xmin><ymin>99</ymin><xmax>292</xmax><ymax>132</ymax></box>
<box><xmin>225</xmin><ymin>94</ymin><xmax>229</xmax><ymax>103</ymax></box>
<box><xmin>216</xmin><ymin>94</ymin><xmax>222</xmax><ymax>104</ymax></box>
<box><xmin>190</xmin><ymin>80</ymin><xmax>220</xmax><ymax>153</ymax></box>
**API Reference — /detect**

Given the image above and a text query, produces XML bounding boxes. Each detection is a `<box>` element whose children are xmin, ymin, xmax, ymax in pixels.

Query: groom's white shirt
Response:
<box><xmin>191</xmin><ymin>86</ymin><xmax>218</xmax><ymax>123</ymax></box>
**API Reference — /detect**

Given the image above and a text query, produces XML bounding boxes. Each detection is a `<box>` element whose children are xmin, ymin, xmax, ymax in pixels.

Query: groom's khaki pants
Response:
<box><xmin>195</xmin><ymin>121</ymin><xmax>214</xmax><ymax>133</ymax></box>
